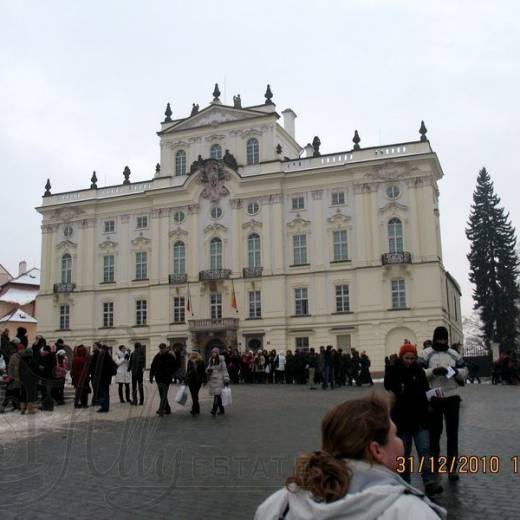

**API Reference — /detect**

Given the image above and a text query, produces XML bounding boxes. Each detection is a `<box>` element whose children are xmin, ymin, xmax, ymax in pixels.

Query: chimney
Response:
<box><xmin>281</xmin><ymin>108</ymin><xmax>297</xmax><ymax>139</ymax></box>
<box><xmin>304</xmin><ymin>143</ymin><xmax>314</xmax><ymax>158</ymax></box>
<box><xmin>19</xmin><ymin>260</ymin><xmax>27</xmax><ymax>276</ymax></box>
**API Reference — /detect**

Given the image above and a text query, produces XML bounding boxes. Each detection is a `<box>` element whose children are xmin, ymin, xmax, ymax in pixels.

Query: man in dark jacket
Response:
<box><xmin>384</xmin><ymin>342</ymin><xmax>442</xmax><ymax>497</ymax></box>
<box><xmin>92</xmin><ymin>345</ymin><xmax>117</xmax><ymax>413</ymax></box>
<box><xmin>128</xmin><ymin>342</ymin><xmax>146</xmax><ymax>405</ymax></box>
<box><xmin>149</xmin><ymin>343</ymin><xmax>178</xmax><ymax>416</ymax></box>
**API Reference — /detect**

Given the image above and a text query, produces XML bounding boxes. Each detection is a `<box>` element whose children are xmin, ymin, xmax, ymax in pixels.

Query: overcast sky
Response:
<box><xmin>1</xmin><ymin>1</ymin><xmax>518</xmax><ymax>316</ymax></box>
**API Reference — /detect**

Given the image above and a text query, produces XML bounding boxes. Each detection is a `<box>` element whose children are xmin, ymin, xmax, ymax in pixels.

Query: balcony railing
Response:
<box><xmin>243</xmin><ymin>266</ymin><xmax>263</xmax><ymax>278</ymax></box>
<box><xmin>188</xmin><ymin>318</ymin><xmax>239</xmax><ymax>332</ymax></box>
<box><xmin>53</xmin><ymin>283</ymin><xmax>76</xmax><ymax>293</ymax></box>
<box><xmin>169</xmin><ymin>273</ymin><xmax>188</xmax><ymax>284</ymax></box>
<box><xmin>382</xmin><ymin>252</ymin><xmax>412</xmax><ymax>265</ymax></box>
<box><xmin>199</xmin><ymin>269</ymin><xmax>232</xmax><ymax>281</ymax></box>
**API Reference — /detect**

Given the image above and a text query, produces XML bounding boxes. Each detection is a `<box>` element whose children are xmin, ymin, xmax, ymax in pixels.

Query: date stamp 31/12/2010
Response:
<box><xmin>396</xmin><ymin>456</ymin><xmax>520</xmax><ymax>475</ymax></box>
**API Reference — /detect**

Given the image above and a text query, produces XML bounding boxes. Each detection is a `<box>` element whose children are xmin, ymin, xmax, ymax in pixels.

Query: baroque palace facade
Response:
<box><xmin>36</xmin><ymin>85</ymin><xmax>462</xmax><ymax>370</ymax></box>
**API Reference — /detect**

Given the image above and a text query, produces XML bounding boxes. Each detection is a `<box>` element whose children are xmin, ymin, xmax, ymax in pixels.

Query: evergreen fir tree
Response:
<box><xmin>466</xmin><ymin>168</ymin><xmax>520</xmax><ymax>351</ymax></box>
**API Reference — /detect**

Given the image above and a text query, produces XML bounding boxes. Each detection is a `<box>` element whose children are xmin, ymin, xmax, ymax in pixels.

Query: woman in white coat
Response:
<box><xmin>206</xmin><ymin>347</ymin><xmax>230</xmax><ymax>416</ymax></box>
<box><xmin>115</xmin><ymin>345</ymin><xmax>131</xmax><ymax>403</ymax></box>
<box><xmin>255</xmin><ymin>393</ymin><xmax>446</xmax><ymax>520</ymax></box>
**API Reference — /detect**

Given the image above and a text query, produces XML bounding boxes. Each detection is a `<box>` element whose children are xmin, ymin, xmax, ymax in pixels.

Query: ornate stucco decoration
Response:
<box><xmin>203</xmin><ymin>223</ymin><xmax>228</xmax><ymax>234</ymax></box>
<box><xmin>205</xmin><ymin>134</ymin><xmax>226</xmax><ymax>142</ymax></box>
<box><xmin>41</xmin><ymin>224</ymin><xmax>57</xmax><ymax>234</ymax></box>
<box><xmin>311</xmin><ymin>190</ymin><xmax>324</xmax><ymax>200</ymax></box>
<box><xmin>99</xmin><ymin>239</ymin><xmax>118</xmax><ymax>250</ymax></box>
<box><xmin>229</xmin><ymin>198</ymin><xmax>242</xmax><ymax>209</ymax></box>
<box><xmin>131</xmin><ymin>236</ymin><xmax>151</xmax><ymax>247</ymax></box>
<box><xmin>151</xmin><ymin>208</ymin><xmax>169</xmax><ymax>219</ymax></box>
<box><xmin>168</xmin><ymin>140</ymin><xmax>191</xmax><ymax>150</ymax></box>
<box><xmin>326</xmin><ymin>213</ymin><xmax>352</xmax><ymax>225</ymax></box>
<box><xmin>56</xmin><ymin>240</ymin><xmax>77</xmax><ymax>250</ymax></box>
<box><xmin>379</xmin><ymin>201</ymin><xmax>408</xmax><ymax>214</ymax></box>
<box><xmin>287</xmin><ymin>216</ymin><xmax>311</xmax><ymax>229</ymax></box>
<box><xmin>187</xmin><ymin>204</ymin><xmax>201</xmax><ymax>214</ymax></box>
<box><xmin>169</xmin><ymin>227</ymin><xmax>189</xmax><ymax>238</ymax></box>
<box><xmin>242</xmin><ymin>219</ymin><xmax>263</xmax><ymax>232</ymax></box>
<box><xmin>79</xmin><ymin>218</ymin><xmax>97</xmax><ymax>229</ymax></box>
<box><xmin>178</xmin><ymin>110</ymin><xmax>248</xmax><ymax>130</ymax></box>
<box><xmin>196</xmin><ymin>160</ymin><xmax>231</xmax><ymax>203</ymax></box>
<box><xmin>353</xmin><ymin>183</ymin><xmax>378</xmax><ymax>194</ymax></box>
<box><xmin>365</xmin><ymin>162</ymin><xmax>421</xmax><ymax>182</ymax></box>
<box><xmin>50</xmin><ymin>207</ymin><xmax>84</xmax><ymax>222</ymax></box>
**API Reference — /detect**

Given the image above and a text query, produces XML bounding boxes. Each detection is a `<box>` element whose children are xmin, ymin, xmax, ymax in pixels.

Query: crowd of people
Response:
<box><xmin>220</xmin><ymin>345</ymin><xmax>374</xmax><ymax>389</ymax></box>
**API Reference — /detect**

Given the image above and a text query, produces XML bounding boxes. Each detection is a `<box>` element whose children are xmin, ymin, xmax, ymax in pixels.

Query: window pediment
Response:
<box><xmin>204</xmin><ymin>223</ymin><xmax>228</xmax><ymax>234</ymax></box>
<box><xmin>131</xmin><ymin>236</ymin><xmax>151</xmax><ymax>247</ymax></box>
<box><xmin>242</xmin><ymin>219</ymin><xmax>263</xmax><ymax>231</ymax></box>
<box><xmin>379</xmin><ymin>201</ymin><xmax>408</xmax><ymax>214</ymax></box>
<box><xmin>326</xmin><ymin>212</ymin><xmax>352</xmax><ymax>225</ymax></box>
<box><xmin>287</xmin><ymin>216</ymin><xmax>311</xmax><ymax>229</ymax></box>
<box><xmin>56</xmin><ymin>240</ymin><xmax>77</xmax><ymax>250</ymax></box>
<box><xmin>169</xmin><ymin>227</ymin><xmax>189</xmax><ymax>238</ymax></box>
<box><xmin>99</xmin><ymin>239</ymin><xmax>118</xmax><ymax>249</ymax></box>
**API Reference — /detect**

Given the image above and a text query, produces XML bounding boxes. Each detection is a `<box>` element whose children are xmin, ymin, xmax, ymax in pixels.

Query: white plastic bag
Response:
<box><xmin>221</xmin><ymin>386</ymin><xmax>232</xmax><ymax>407</ymax></box>
<box><xmin>175</xmin><ymin>384</ymin><xmax>188</xmax><ymax>406</ymax></box>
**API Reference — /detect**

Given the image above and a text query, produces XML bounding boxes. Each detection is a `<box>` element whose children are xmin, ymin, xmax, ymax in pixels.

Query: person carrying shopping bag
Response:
<box><xmin>206</xmin><ymin>347</ymin><xmax>230</xmax><ymax>416</ymax></box>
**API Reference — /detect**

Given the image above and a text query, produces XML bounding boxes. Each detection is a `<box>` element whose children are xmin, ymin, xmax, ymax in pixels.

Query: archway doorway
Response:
<box><xmin>247</xmin><ymin>338</ymin><xmax>263</xmax><ymax>352</ymax></box>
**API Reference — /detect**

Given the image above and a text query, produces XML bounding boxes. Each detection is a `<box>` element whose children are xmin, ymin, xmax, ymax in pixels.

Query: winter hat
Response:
<box><xmin>399</xmin><ymin>342</ymin><xmax>417</xmax><ymax>358</ymax></box>
<box><xmin>211</xmin><ymin>347</ymin><xmax>220</xmax><ymax>354</ymax></box>
<box><xmin>12</xmin><ymin>337</ymin><xmax>21</xmax><ymax>345</ymax></box>
<box><xmin>433</xmin><ymin>326</ymin><xmax>449</xmax><ymax>343</ymax></box>
<box><xmin>56</xmin><ymin>349</ymin><xmax>66</xmax><ymax>356</ymax></box>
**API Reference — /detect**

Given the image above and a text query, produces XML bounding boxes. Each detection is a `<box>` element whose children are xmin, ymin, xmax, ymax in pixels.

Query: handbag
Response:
<box><xmin>175</xmin><ymin>384</ymin><xmax>188</xmax><ymax>406</ymax></box>
<box><xmin>221</xmin><ymin>386</ymin><xmax>232</xmax><ymax>407</ymax></box>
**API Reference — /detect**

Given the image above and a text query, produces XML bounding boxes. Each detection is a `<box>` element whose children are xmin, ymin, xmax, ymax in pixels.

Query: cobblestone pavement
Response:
<box><xmin>0</xmin><ymin>382</ymin><xmax>519</xmax><ymax>519</ymax></box>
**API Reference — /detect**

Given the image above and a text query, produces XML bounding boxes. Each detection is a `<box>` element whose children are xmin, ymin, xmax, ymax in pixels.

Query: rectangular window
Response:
<box><xmin>103</xmin><ymin>302</ymin><xmax>114</xmax><ymax>328</ymax></box>
<box><xmin>136</xmin><ymin>215</ymin><xmax>148</xmax><ymax>229</ymax></box>
<box><xmin>331</xmin><ymin>191</ymin><xmax>345</xmax><ymax>206</ymax></box>
<box><xmin>136</xmin><ymin>300</ymin><xmax>147</xmax><ymax>325</ymax></box>
<box><xmin>293</xmin><ymin>234</ymin><xmax>307</xmax><ymax>265</ymax></box>
<box><xmin>335</xmin><ymin>284</ymin><xmax>350</xmax><ymax>312</ymax></box>
<box><xmin>248</xmin><ymin>290</ymin><xmax>261</xmax><ymax>318</ymax></box>
<box><xmin>336</xmin><ymin>334</ymin><xmax>351</xmax><ymax>352</ymax></box>
<box><xmin>391</xmin><ymin>279</ymin><xmax>406</xmax><ymax>309</ymax></box>
<box><xmin>173</xmin><ymin>297</ymin><xmax>185</xmax><ymax>323</ymax></box>
<box><xmin>295</xmin><ymin>337</ymin><xmax>309</xmax><ymax>351</ymax></box>
<box><xmin>104</xmin><ymin>220</ymin><xmax>115</xmax><ymax>233</ymax></box>
<box><xmin>103</xmin><ymin>255</ymin><xmax>115</xmax><ymax>283</ymax></box>
<box><xmin>295</xmin><ymin>287</ymin><xmax>309</xmax><ymax>316</ymax></box>
<box><xmin>292</xmin><ymin>196</ymin><xmax>304</xmax><ymax>210</ymax></box>
<box><xmin>210</xmin><ymin>293</ymin><xmax>222</xmax><ymax>319</ymax></box>
<box><xmin>333</xmin><ymin>230</ymin><xmax>348</xmax><ymax>261</ymax></box>
<box><xmin>135</xmin><ymin>251</ymin><xmax>148</xmax><ymax>280</ymax></box>
<box><xmin>59</xmin><ymin>304</ymin><xmax>70</xmax><ymax>330</ymax></box>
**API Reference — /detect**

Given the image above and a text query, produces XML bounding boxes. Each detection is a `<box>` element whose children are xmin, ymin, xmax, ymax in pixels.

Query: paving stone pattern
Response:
<box><xmin>0</xmin><ymin>383</ymin><xmax>519</xmax><ymax>519</ymax></box>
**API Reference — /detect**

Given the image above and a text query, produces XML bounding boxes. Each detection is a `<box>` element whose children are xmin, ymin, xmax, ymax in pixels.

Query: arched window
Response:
<box><xmin>388</xmin><ymin>218</ymin><xmax>403</xmax><ymax>253</ymax></box>
<box><xmin>210</xmin><ymin>144</ymin><xmax>222</xmax><ymax>160</ymax></box>
<box><xmin>210</xmin><ymin>237</ymin><xmax>223</xmax><ymax>270</ymax></box>
<box><xmin>175</xmin><ymin>150</ymin><xmax>186</xmax><ymax>176</ymax></box>
<box><xmin>248</xmin><ymin>233</ymin><xmax>261</xmax><ymax>268</ymax></box>
<box><xmin>173</xmin><ymin>241</ymin><xmax>186</xmax><ymax>274</ymax></box>
<box><xmin>61</xmin><ymin>254</ymin><xmax>72</xmax><ymax>284</ymax></box>
<box><xmin>246</xmin><ymin>138</ymin><xmax>259</xmax><ymax>165</ymax></box>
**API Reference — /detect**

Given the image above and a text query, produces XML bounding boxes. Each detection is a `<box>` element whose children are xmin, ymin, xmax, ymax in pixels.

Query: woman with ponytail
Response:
<box><xmin>255</xmin><ymin>393</ymin><xmax>446</xmax><ymax>519</ymax></box>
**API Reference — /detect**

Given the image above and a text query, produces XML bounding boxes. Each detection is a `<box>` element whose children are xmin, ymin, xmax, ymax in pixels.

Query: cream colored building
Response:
<box><xmin>35</xmin><ymin>85</ymin><xmax>462</xmax><ymax>370</ymax></box>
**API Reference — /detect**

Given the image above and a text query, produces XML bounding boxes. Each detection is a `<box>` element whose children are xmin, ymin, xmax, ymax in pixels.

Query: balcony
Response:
<box><xmin>199</xmin><ymin>269</ymin><xmax>232</xmax><ymax>281</ymax></box>
<box><xmin>53</xmin><ymin>283</ymin><xmax>76</xmax><ymax>293</ymax></box>
<box><xmin>382</xmin><ymin>252</ymin><xmax>412</xmax><ymax>265</ymax></box>
<box><xmin>243</xmin><ymin>266</ymin><xmax>263</xmax><ymax>278</ymax></box>
<box><xmin>188</xmin><ymin>318</ymin><xmax>239</xmax><ymax>332</ymax></box>
<box><xmin>169</xmin><ymin>273</ymin><xmax>188</xmax><ymax>284</ymax></box>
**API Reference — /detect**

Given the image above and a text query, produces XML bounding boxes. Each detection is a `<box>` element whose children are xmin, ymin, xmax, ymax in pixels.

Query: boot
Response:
<box><xmin>26</xmin><ymin>402</ymin><xmax>37</xmax><ymax>415</ymax></box>
<box><xmin>20</xmin><ymin>403</ymin><xmax>27</xmax><ymax>415</ymax></box>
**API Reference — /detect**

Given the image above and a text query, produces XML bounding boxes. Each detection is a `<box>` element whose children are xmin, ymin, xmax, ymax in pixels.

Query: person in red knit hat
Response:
<box><xmin>384</xmin><ymin>340</ymin><xmax>443</xmax><ymax>497</ymax></box>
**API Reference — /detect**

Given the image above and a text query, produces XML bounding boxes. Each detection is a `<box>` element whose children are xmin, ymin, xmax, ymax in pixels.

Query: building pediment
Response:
<box><xmin>99</xmin><ymin>239</ymin><xmax>118</xmax><ymax>249</ymax></box>
<box><xmin>56</xmin><ymin>240</ymin><xmax>77</xmax><ymax>250</ymax></box>
<box><xmin>242</xmin><ymin>219</ymin><xmax>263</xmax><ymax>231</ymax></box>
<box><xmin>131</xmin><ymin>235</ymin><xmax>151</xmax><ymax>246</ymax></box>
<box><xmin>159</xmin><ymin>105</ymin><xmax>270</xmax><ymax>134</ymax></box>
<box><xmin>326</xmin><ymin>212</ymin><xmax>352</xmax><ymax>225</ymax></box>
<box><xmin>287</xmin><ymin>216</ymin><xmax>311</xmax><ymax>229</ymax></box>
<box><xmin>203</xmin><ymin>223</ymin><xmax>228</xmax><ymax>234</ymax></box>
<box><xmin>379</xmin><ymin>201</ymin><xmax>408</xmax><ymax>214</ymax></box>
<box><xmin>169</xmin><ymin>227</ymin><xmax>189</xmax><ymax>238</ymax></box>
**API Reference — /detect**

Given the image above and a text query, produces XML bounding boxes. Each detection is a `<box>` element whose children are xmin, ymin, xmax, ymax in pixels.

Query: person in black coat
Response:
<box><xmin>384</xmin><ymin>342</ymin><xmax>442</xmax><ymax>497</ymax></box>
<box><xmin>184</xmin><ymin>351</ymin><xmax>207</xmax><ymax>416</ymax></box>
<box><xmin>128</xmin><ymin>342</ymin><xmax>146</xmax><ymax>405</ymax></box>
<box><xmin>149</xmin><ymin>343</ymin><xmax>178</xmax><ymax>416</ymax></box>
<box><xmin>91</xmin><ymin>345</ymin><xmax>117</xmax><ymax>413</ymax></box>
